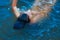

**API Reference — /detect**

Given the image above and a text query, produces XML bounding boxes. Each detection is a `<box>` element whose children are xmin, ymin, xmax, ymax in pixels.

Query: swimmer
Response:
<box><xmin>12</xmin><ymin>0</ymin><xmax>56</xmax><ymax>29</ymax></box>
<box><xmin>12</xmin><ymin>0</ymin><xmax>40</xmax><ymax>23</ymax></box>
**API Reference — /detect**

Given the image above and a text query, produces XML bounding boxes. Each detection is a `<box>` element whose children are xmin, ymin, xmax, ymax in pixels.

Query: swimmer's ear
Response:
<box><xmin>27</xmin><ymin>15</ymin><xmax>31</xmax><ymax>23</ymax></box>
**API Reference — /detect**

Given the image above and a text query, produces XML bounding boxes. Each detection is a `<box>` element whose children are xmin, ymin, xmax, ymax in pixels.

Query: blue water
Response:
<box><xmin>0</xmin><ymin>0</ymin><xmax>60</xmax><ymax>40</ymax></box>
<box><xmin>0</xmin><ymin>0</ymin><xmax>12</xmax><ymax>6</ymax></box>
<box><xmin>17</xmin><ymin>0</ymin><xmax>35</xmax><ymax>11</ymax></box>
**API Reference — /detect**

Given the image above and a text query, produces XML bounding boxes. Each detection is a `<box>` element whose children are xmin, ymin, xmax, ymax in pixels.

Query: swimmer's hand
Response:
<box><xmin>12</xmin><ymin>0</ymin><xmax>17</xmax><ymax>7</ymax></box>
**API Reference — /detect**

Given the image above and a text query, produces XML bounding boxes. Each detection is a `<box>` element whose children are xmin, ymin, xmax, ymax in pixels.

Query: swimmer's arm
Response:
<box><xmin>12</xmin><ymin>6</ymin><xmax>20</xmax><ymax>18</ymax></box>
<box><xmin>12</xmin><ymin>0</ymin><xmax>20</xmax><ymax>18</ymax></box>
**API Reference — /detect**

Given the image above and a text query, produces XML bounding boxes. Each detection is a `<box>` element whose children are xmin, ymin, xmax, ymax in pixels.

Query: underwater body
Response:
<box><xmin>0</xmin><ymin>0</ymin><xmax>60</xmax><ymax>40</ymax></box>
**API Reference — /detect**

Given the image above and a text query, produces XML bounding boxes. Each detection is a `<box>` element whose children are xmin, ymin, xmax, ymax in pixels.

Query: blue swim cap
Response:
<box><xmin>14</xmin><ymin>13</ymin><xmax>30</xmax><ymax>29</ymax></box>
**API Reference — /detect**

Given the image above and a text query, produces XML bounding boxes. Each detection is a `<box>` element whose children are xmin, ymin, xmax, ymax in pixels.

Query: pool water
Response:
<box><xmin>17</xmin><ymin>0</ymin><xmax>35</xmax><ymax>11</ymax></box>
